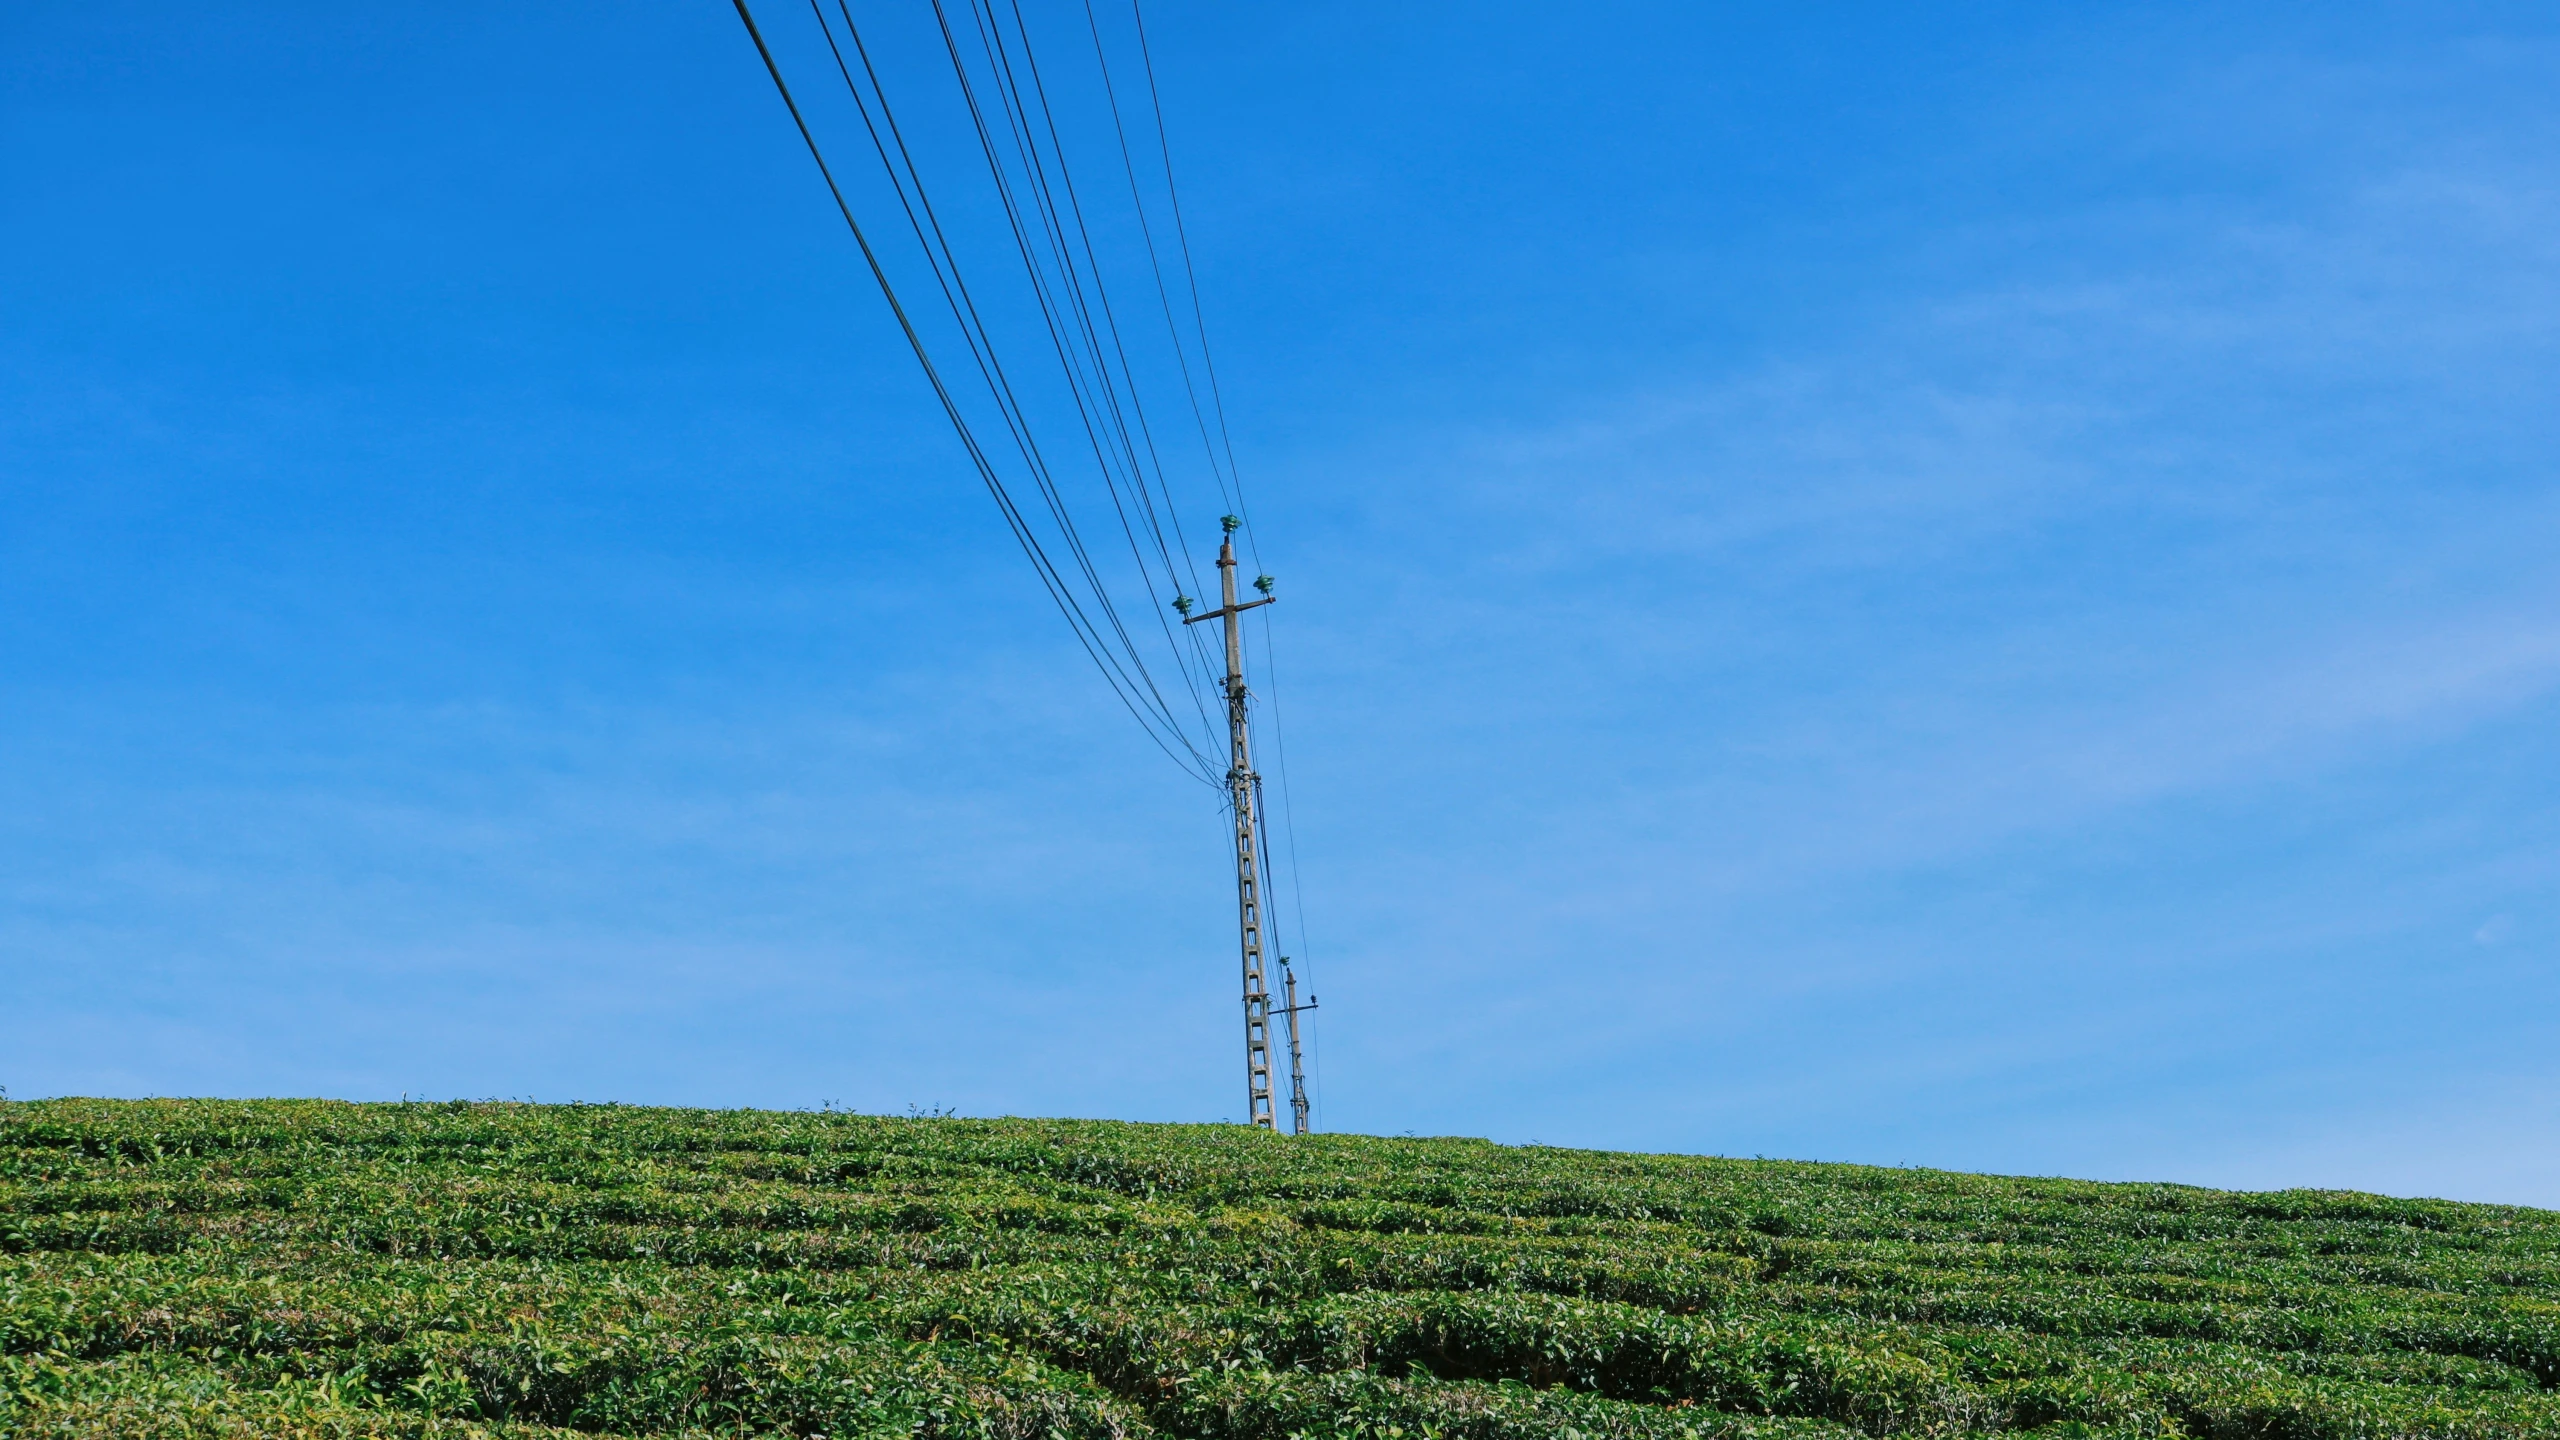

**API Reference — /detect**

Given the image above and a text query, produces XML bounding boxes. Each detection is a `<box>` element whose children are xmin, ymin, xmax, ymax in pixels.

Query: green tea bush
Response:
<box><xmin>4</xmin><ymin>1099</ymin><xmax>2556</xmax><ymax>1437</ymax></box>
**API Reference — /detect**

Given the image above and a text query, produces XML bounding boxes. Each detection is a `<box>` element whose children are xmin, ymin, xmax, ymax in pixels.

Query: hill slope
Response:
<box><xmin>2</xmin><ymin>1100</ymin><xmax>2556</xmax><ymax>1438</ymax></box>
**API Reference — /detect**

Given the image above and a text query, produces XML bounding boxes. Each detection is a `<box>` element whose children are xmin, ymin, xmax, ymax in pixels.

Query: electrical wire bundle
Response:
<box><xmin>734</xmin><ymin>0</ymin><xmax>1252</xmax><ymax>783</ymax></box>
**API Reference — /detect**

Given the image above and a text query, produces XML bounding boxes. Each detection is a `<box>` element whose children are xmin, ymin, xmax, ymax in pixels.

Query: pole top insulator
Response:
<box><xmin>1221</xmin><ymin>514</ymin><xmax>1241</xmax><ymax>534</ymax></box>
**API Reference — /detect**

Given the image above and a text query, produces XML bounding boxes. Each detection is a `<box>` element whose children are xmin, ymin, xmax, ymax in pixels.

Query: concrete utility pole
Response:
<box><xmin>1277</xmin><ymin>957</ymin><xmax>1314</xmax><ymax>1134</ymax></box>
<box><xmin>1182</xmin><ymin>516</ymin><xmax>1311</xmax><ymax>1132</ymax></box>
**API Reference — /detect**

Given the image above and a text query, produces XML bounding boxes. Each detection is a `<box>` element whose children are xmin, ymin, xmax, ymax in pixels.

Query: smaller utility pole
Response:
<box><xmin>1274</xmin><ymin>957</ymin><xmax>1317</xmax><ymax>1135</ymax></box>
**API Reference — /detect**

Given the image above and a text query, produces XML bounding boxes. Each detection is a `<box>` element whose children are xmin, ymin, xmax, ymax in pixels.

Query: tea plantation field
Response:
<box><xmin>4</xmin><ymin>1100</ymin><xmax>2557</xmax><ymax>1438</ymax></box>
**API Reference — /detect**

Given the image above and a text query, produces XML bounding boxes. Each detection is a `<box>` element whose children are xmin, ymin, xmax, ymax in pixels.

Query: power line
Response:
<box><xmin>1079</xmin><ymin>0</ymin><xmax>1237</xmax><ymax>578</ymax></box>
<box><xmin>1081</xmin><ymin>0</ymin><xmax>1233</xmax><ymax>520</ymax></box>
<box><xmin>919</xmin><ymin>0</ymin><xmax>1222</xmax><ymax>759</ymax></box>
<box><xmin>732</xmin><ymin>0</ymin><xmax>1216</xmax><ymax>782</ymax></box>
<box><xmin>810</xmin><ymin>3</ymin><xmax>1207</xmax><ymax>758</ymax></box>
<box><xmin>965</xmin><ymin>0</ymin><xmax>1239</xmax><ymax>722</ymax></box>
<box><xmin>994</xmin><ymin>0</ymin><xmax>1212</xmax><ymax>601</ymax></box>
<box><xmin>813</xmin><ymin>0</ymin><xmax>1218</xmax><ymax>775</ymax></box>
<box><xmin>1127</xmin><ymin>0</ymin><xmax>1252</xmax><ymax>560</ymax></box>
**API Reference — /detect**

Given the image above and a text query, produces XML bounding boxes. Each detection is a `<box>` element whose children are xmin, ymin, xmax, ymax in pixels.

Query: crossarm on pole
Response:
<box><xmin>1182</xmin><ymin>595</ymin><xmax>1274</xmax><ymax>625</ymax></box>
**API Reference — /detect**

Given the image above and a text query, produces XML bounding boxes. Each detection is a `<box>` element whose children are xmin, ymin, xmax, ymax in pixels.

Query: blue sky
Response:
<box><xmin>6</xmin><ymin>2</ymin><xmax>2559</xmax><ymax>1205</ymax></box>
